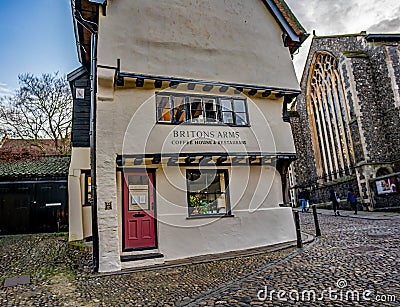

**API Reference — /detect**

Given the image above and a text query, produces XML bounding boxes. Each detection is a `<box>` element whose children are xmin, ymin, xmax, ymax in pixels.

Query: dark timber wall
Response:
<box><xmin>68</xmin><ymin>66</ymin><xmax>91</xmax><ymax>147</ymax></box>
<box><xmin>0</xmin><ymin>178</ymin><xmax>68</xmax><ymax>234</ymax></box>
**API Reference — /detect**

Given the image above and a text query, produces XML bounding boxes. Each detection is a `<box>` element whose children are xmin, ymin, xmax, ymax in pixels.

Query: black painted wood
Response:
<box><xmin>68</xmin><ymin>67</ymin><xmax>91</xmax><ymax>147</ymax></box>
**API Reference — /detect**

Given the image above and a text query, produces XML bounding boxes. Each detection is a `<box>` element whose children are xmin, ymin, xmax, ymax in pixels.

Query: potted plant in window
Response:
<box><xmin>217</xmin><ymin>197</ymin><xmax>226</xmax><ymax>213</ymax></box>
<box><xmin>189</xmin><ymin>194</ymin><xmax>209</xmax><ymax>215</ymax></box>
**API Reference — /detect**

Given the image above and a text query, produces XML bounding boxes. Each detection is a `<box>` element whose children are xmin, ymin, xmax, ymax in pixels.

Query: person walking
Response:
<box><xmin>298</xmin><ymin>188</ymin><xmax>306</xmax><ymax>212</ymax></box>
<box><xmin>304</xmin><ymin>189</ymin><xmax>311</xmax><ymax>212</ymax></box>
<box><xmin>329</xmin><ymin>188</ymin><xmax>340</xmax><ymax>216</ymax></box>
<box><xmin>347</xmin><ymin>188</ymin><xmax>358</xmax><ymax>215</ymax></box>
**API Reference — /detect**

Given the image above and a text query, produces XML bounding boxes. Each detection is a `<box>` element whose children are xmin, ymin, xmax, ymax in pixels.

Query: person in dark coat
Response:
<box><xmin>347</xmin><ymin>188</ymin><xmax>358</xmax><ymax>215</ymax></box>
<box><xmin>329</xmin><ymin>188</ymin><xmax>340</xmax><ymax>216</ymax></box>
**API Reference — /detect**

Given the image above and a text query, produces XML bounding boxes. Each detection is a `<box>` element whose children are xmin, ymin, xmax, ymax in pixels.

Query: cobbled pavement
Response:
<box><xmin>1</xmin><ymin>211</ymin><xmax>399</xmax><ymax>306</ymax></box>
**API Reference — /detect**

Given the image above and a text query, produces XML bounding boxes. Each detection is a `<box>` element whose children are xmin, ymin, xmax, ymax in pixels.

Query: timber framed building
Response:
<box><xmin>69</xmin><ymin>0</ymin><xmax>307</xmax><ymax>272</ymax></box>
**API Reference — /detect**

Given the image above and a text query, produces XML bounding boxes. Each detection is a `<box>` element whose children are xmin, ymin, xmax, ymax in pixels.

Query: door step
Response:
<box><xmin>120</xmin><ymin>252</ymin><xmax>165</xmax><ymax>269</ymax></box>
<box><xmin>120</xmin><ymin>252</ymin><xmax>164</xmax><ymax>262</ymax></box>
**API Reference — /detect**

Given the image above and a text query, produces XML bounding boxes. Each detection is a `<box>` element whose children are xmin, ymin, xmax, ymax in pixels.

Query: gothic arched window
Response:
<box><xmin>307</xmin><ymin>52</ymin><xmax>355</xmax><ymax>182</ymax></box>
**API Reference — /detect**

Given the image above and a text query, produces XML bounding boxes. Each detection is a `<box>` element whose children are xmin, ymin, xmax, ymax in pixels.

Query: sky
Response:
<box><xmin>0</xmin><ymin>0</ymin><xmax>79</xmax><ymax>96</ymax></box>
<box><xmin>285</xmin><ymin>0</ymin><xmax>400</xmax><ymax>79</ymax></box>
<box><xmin>0</xmin><ymin>0</ymin><xmax>400</xmax><ymax>96</ymax></box>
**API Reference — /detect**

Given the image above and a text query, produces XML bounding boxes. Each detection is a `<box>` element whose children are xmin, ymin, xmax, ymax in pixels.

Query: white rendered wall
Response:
<box><xmin>155</xmin><ymin>166</ymin><xmax>297</xmax><ymax>260</ymax></box>
<box><xmin>97</xmin><ymin>0</ymin><xmax>299</xmax><ymax>91</ymax></box>
<box><xmin>97</xmin><ymin>87</ymin><xmax>296</xmax><ymax>155</ymax></box>
<box><xmin>68</xmin><ymin>147</ymin><xmax>91</xmax><ymax>241</ymax></box>
<box><xmin>94</xmin><ymin>0</ymin><xmax>300</xmax><ymax>272</ymax></box>
<box><xmin>96</xmin><ymin>88</ymin><xmax>297</xmax><ymax>272</ymax></box>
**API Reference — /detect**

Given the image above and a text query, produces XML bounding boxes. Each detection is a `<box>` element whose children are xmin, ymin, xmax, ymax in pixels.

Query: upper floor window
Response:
<box><xmin>156</xmin><ymin>93</ymin><xmax>249</xmax><ymax>126</ymax></box>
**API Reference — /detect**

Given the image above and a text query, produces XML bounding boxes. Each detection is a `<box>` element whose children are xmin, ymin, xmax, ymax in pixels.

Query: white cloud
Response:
<box><xmin>285</xmin><ymin>0</ymin><xmax>400</xmax><ymax>79</ymax></box>
<box><xmin>287</xmin><ymin>0</ymin><xmax>400</xmax><ymax>35</ymax></box>
<box><xmin>0</xmin><ymin>82</ymin><xmax>13</xmax><ymax>97</ymax></box>
<box><xmin>366</xmin><ymin>6</ymin><xmax>400</xmax><ymax>33</ymax></box>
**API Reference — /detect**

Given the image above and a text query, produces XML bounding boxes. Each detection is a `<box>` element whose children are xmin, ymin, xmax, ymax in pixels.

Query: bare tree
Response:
<box><xmin>0</xmin><ymin>73</ymin><xmax>72</xmax><ymax>154</ymax></box>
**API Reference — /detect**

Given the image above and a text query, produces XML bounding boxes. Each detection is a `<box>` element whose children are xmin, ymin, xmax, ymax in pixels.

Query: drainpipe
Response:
<box><xmin>73</xmin><ymin>0</ymin><xmax>100</xmax><ymax>273</ymax></box>
<box><xmin>90</xmin><ymin>32</ymin><xmax>99</xmax><ymax>273</ymax></box>
<box><xmin>74</xmin><ymin>0</ymin><xmax>107</xmax><ymax>273</ymax></box>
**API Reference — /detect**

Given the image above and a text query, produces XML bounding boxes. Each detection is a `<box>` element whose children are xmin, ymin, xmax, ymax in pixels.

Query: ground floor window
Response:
<box><xmin>82</xmin><ymin>170</ymin><xmax>92</xmax><ymax>206</ymax></box>
<box><xmin>187</xmin><ymin>169</ymin><xmax>230</xmax><ymax>216</ymax></box>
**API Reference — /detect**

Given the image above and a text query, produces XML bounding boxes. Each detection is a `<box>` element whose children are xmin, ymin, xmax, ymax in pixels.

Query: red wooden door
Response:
<box><xmin>123</xmin><ymin>172</ymin><xmax>156</xmax><ymax>250</ymax></box>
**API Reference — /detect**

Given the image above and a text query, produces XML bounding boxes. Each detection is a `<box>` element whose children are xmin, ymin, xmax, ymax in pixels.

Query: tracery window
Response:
<box><xmin>308</xmin><ymin>52</ymin><xmax>355</xmax><ymax>182</ymax></box>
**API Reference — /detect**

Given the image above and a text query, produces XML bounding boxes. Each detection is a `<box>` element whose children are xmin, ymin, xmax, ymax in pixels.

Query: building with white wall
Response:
<box><xmin>69</xmin><ymin>0</ymin><xmax>308</xmax><ymax>272</ymax></box>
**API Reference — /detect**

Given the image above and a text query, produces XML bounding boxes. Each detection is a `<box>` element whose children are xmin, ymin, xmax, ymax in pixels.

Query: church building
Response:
<box><xmin>290</xmin><ymin>32</ymin><xmax>400</xmax><ymax>211</ymax></box>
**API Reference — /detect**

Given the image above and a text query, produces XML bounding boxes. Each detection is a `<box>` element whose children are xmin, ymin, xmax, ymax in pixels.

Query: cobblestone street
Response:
<box><xmin>1</xmin><ymin>210</ymin><xmax>399</xmax><ymax>306</ymax></box>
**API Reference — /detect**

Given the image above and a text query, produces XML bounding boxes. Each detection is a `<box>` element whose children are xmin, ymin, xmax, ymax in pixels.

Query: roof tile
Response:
<box><xmin>0</xmin><ymin>156</ymin><xmax>70</xmax><ymax>178</ymax></box>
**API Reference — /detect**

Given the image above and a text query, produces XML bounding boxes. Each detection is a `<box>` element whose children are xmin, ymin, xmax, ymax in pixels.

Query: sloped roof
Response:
<box><xmin>0</xmin><ymin>156</ymin><xmax>70</xmax><ymax>178</ymax></box>
<box><xmin>0</xmin><ymin>137</ymin><xmax>70</xmax><ymax>178</ymax></box>
<box><xmin>264</xmin><ymin>0</ymin><xmax>308</xmax><ymax>53</ymax></box>
<box><xmin>269</xmin><ymin>0</ymin><xmax>307</xmax><ymax>39</ymax></box>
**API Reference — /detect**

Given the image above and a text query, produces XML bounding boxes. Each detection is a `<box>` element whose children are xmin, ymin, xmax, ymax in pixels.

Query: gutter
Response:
<box><xmin>366</xmin><ymin>33</ymin><xmax>400</xmax><ymax>42</ymax></box>
<box><xmin>264</xmin><ymin>0</ymin><xmax>299</xmax><ymax>43</ymax></box>
<box><xmin>90</xmin><ymin>31</ymin><xmax>99</xmax><ymax>273</ymax></box>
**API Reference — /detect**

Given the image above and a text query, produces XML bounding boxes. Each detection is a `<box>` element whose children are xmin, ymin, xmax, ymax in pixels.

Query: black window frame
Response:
<box><xmin>186</xmin><ymin>169</ymin><xmax>231</xmax><ymax>217</ymax></box>
<box><xmin>156</xmin><ymin>92</ymin><xmax>249</xmax><ymax>126</ymax></box>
